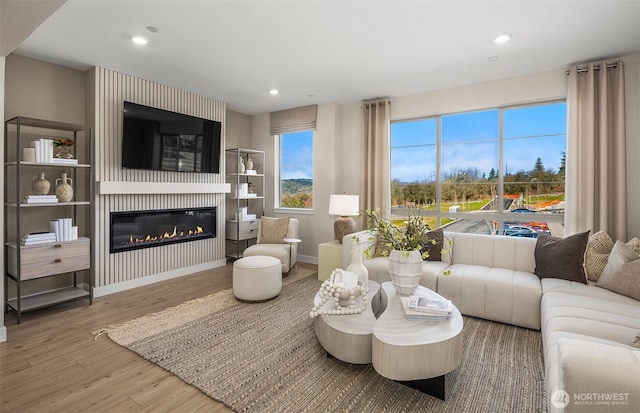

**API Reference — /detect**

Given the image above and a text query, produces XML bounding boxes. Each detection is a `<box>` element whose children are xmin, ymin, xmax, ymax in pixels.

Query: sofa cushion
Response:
<box><xmin>534</xmin><ymin>231</ymin><xmax>589</xmax><ymax>284</ymax></box>
<box><xmin>558</xmin><ymin>338</ymin><xmax>640</xmax><ymax>413</ymax></box>
<box><xmin>260</xmin><ymin>216</ymin><xmax>289</xmax><ymax>243</ymax></box>
<box><xmin>585</xmin><ymin>230</ymin><xmax>614</xmax><ymax>281</ymax></box>
<box><xmin>541</xmin><ymin>278</ymin><xmax>640</xmax><ymax>307</ymax></box>
<box><xmin>597</xmin><ymin>240</ymin><xmax>640</xmax><ymax>300</ymax></box>
<box><xmin>450</xmin><ymin>232</ymin><xmax>536</xmax><ymax>272</ymax></box>
<box><xmin>437</xmin><ymin>263</ymin><xmax>542</xmax><ymax>329</ymax></box>
<box><xmin>422</xmin><ymin>227</ymin><xmax>444</xmax><ymax>261</ymax></box>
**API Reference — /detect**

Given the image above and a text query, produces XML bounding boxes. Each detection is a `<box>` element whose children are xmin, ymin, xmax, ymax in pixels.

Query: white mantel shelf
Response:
<box><xmin>97</xmin><ymin>181</ymin><xmax>231</xmax><ymax>195</ymax></box>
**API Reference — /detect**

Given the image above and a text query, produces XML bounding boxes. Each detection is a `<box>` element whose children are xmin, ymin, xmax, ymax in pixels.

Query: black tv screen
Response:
<box><xmin>122</xmin><ymin>101</ymin><xmax>221</xmax><ymax>173</ymax></box>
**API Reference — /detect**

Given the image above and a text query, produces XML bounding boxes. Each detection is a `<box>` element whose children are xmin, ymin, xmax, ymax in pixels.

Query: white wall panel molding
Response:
<box><xmin>97</xmin><ymin>181</ymin><xmax>230</xmax><ymax>195</ymax></box>
<box><xmin>92</xmin><ymin>67</ymin><xmax>226</xmax><ymax>290</ymax></box>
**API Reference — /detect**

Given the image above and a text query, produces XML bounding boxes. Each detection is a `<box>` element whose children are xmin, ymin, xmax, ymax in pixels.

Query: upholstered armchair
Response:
<box><xmin>243</xmin><ymin>217</ymin><xmax>300</xmax><ymax>273</ymax></box>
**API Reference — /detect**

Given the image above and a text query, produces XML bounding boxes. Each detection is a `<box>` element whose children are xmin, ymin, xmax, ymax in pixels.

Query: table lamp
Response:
<box><xmin>329</xmin><ymin>194</ymin><xmax>359</xmax><ymax>243</ymax></box>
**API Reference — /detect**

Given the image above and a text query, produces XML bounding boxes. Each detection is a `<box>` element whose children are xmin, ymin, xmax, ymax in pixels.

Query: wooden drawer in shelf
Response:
<box><xmin>225</xmin><ymin>219</ymin><xmax>260</xmax><ymax>240</ymax></box>
<box><xmin>7</xmin><ymin>237</ymin><xmax>91</xmax><ymax>280</ymax></box>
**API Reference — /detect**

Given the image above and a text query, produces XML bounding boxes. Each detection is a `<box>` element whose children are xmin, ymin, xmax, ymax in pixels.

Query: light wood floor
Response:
<box><xmin>0</xmin><ymin>261</ymin><xmax>317</xmax><ymax>412</ymax></box>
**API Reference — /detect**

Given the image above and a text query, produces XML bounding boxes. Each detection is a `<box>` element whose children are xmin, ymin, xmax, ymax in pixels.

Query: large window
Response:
<box><xmin>278</xmin><ymin>130</ymin><xmax>314</xmax><ymax>208</ymax></box>
<box><xmin>390</xmin><ymin>101</ymin><xmax>566</xmax><ymax>236</ymax></box>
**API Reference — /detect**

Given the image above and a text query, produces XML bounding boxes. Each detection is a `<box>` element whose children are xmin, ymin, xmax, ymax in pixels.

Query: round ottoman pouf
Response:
<box><xmin>233</xmin><ymin>255</ymin><xmax>282</xmax><ymax>302</ymax></box>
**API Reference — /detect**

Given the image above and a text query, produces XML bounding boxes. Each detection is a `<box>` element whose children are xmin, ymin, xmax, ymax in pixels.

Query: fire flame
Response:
<box><xmin>127</xmin><ymin>225</ymin><xmax>204</xmax><ymax>245</ymax></box>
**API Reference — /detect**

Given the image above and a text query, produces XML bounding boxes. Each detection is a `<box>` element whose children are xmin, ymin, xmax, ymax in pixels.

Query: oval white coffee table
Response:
<box><xmin>372</xmin><ymin>282</ymin><xmax>464</xmax><ymax>400</ymax></box>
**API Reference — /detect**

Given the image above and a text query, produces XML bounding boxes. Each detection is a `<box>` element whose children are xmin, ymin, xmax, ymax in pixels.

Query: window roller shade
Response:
<box><xmin>270</xmin><ymin>105</ymin><xmax>318</xmax><ymax>135</ymax></box>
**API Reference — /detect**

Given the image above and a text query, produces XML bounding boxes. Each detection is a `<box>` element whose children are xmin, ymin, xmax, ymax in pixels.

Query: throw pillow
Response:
<box><xmin>596</xmin><ymin>240</ymin><xmax>640</xmax><ymax>301</ymax></box>
<box><xmin>260</xmin><ymin>217</ymin><xmax>290</xmax><ymax>244</ymax></box>
<box><xmin>534</xmin><ymin>231</ymin><xmax>590</xmax><ymax>284</ymax></box>
<box><xmin>422</xmin><ymin>227</ymin><xmax>444</xmax><ymax>261</ymax></box>
<box><xmin>585</xmin><ymin>231</ymin><xmax>615</xmax><ymax>282</ymax></box>
<box><xmin>633</xmin><ymin>333</ymin><xmax>640</xmax><ymax>349</ymax></box>
<box><xmin>627</xmin><ymin>237</ymin><xmax>640</xmax><ymax>254</ymax></box>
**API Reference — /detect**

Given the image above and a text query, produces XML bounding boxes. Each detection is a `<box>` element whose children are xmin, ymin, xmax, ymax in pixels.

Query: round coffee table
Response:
<box><xmin>372</xmin><ymin>282</ymin><xmax>464</xmax><ymax>400</ymax></box>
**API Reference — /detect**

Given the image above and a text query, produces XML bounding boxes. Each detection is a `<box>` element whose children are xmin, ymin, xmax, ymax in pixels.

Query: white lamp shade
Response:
<box><xmin>329</xmin><ymin>194</ymin><xmax>359</xmax><ymax>216</ymax></box>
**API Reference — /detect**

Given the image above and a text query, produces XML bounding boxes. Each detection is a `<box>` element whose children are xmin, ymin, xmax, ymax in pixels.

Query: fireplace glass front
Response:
<box><xmin>110</xmin><ymin>207</ymin><xmax>216</xmax><ymax>253</ymax></box>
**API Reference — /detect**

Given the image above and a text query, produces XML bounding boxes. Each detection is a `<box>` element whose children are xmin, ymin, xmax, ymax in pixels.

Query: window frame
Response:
<box><xmin>390</xmin><ymin>99</ymin><xmax>566</xmax><ymax>233</ymax></box>
<box><xmin>273</xmin><ymin>130</ymin><xmax>315</xmax><ymax>214</ymax></box>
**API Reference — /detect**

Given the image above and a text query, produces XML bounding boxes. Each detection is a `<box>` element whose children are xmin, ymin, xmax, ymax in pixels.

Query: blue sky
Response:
<box><xmin>391</xmin><ymin>102</ymin><xmax>566</xmax><ymax>183</ymax></box>
<box><xmin>281</xmin><ymin>130</ymin><xmax>313</xmax><ymax>179</ymax></box>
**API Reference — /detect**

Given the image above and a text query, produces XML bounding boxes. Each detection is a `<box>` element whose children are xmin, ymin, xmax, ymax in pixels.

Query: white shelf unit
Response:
<box><xmin>225</xmin><ymin>148</ymin><xmax>265</xmax><ymax>259</ymax></box>
<box><xmin>4</xmin><ymin>116</ymin><xmax>93</xmax><ymax>323</ymax></box>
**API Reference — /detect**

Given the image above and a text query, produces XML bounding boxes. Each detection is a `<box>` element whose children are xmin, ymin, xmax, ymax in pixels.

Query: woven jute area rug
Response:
<box><xmin>99</xmin><ymin>273</ymin><xmax>546</xmax><ymax>412</ymax></box>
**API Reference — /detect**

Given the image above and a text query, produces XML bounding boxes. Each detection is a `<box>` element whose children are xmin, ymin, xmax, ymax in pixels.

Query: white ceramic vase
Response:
<box><xmin>388</xmin><ymin>249</ymin><xmax>423</xmax><ymax>295</ymax></box>
<box><xmin>338</xmin><ymin>242</ymin><xmax>369</xmax><ymax>305</ymax></box>
<box><xmin>346</xmin><ymin>242</ymin><xmax>369</xmax><ymax>286</ymax></box>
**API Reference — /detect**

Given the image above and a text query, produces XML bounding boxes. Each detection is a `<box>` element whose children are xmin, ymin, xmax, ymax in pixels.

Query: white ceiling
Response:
<box><xmin>9</xmin><ymin>0</ymin><xmax>640</xmax><ymax>115</ymax></box>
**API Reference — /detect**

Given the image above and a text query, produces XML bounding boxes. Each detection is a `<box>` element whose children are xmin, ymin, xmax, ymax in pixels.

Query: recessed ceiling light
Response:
<box><xmin>269</xmin><ymin>89</ymin><xmax>279</xmax><ymax>96</ymax></box>
<box><xmin>131</xmin><ymin>36</ymin><xmax>148</xmax><ymax>45</ymax></box>
<box><xmin>146</xmin><ymin>26</ymin><xmax>159</xmax><ymax>33</ymax></box>
<box><xmin>489</xmin><ymin>56</ymin><xmax>499</xmax><ymax>61</ymax></box>
<box><xmin>494</xmin><ymin>33</ymin><xmax>511</xmax><ymax>44</ymax></box>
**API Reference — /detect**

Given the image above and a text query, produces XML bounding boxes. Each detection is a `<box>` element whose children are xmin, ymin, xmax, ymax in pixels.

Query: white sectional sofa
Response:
<box><xmin>342</xmin><ymin>230</ymin><xmax>640</xmax><ymax>413</ymax></box>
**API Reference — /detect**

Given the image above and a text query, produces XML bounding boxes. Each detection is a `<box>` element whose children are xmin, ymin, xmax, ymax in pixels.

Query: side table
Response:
<box><xmin>283</xmin><ymin>237</ymin><xmax>301</xmax><ymax>271</ymax></box>
<box><xmin>318</xmin><ymin>240</ymin><xmax>343</xmax><ymax>281</ymax></box>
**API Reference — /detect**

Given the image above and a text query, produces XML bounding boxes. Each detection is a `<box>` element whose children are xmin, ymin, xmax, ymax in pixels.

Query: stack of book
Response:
<box><xmin>50</xmin><ymin>218</ymin><xmax>77</xmax><ymax>242</ymax></box>
<box><xmin>21</xmin><ymin>232</ymin><xmax>57</xmax><ymax>245</ymax></box>
<box><xmin>400</xmin><ymin>294</ymin><xmax>453</xmax><ymax>321</ymax></box>
<box><xmin>29</xmin><ymin>139</ymin><xmax>78</xmax><ymax>164</ymax></box>
<box><xmin>23</xmin><ymin>194</ymin><xmax>58</xmax><ymax>204</ymax></box>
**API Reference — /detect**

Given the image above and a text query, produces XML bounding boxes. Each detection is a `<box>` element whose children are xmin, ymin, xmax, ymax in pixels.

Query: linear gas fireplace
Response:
<box><xmin>110</xmin><ymin>207</ymin><xmax>216</xmax><ymax>253</ymax></box>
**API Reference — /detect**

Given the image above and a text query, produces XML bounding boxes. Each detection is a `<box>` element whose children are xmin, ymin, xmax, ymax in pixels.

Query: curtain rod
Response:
<box><xmin>565</xmin><ymin>61</ymin><xmax>623</xmax><ymax>75</ymax></box>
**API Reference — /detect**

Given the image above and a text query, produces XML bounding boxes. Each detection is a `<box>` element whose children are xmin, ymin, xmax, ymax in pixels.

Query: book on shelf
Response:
<box><xmin>23</xmin><ymin>195</ymin><xmax>58</xmax><ymax>204</ymax></box>
<box><xmin>245</xmin><ymin>169</ymin><xmax>257</xmax><ymax>175</ymax></box>
<box><xmin>407</xmin><ymin>295</ymin><xmax>453</xmax><ymax>316</ymax></box>
<box><xmin>21</xmin><ymin>238</ymin><xmax>57</xmax><ymax>246</ymax></box>
<box><xmin>50</xmin><ymin>217</ymin><xmax>75</xmax><ymax>242</ymax></box>
<box><xmin>21</xmin><ymin>231</ymin><xmax>57</xmax><ymax>245</ymax></box>
<box><xmin>50</xmin><ymin>158</ymin><xmax>78</xmax><ymax>165</ymax></box>
<box><xmin>22</xmin><ymin>231</ymin><xmax>57</xmax><ymax>240</ymax></box>
<box><xmin>400</xmin><ymin>297</ymin><xmax>451</xmax><ymax>321</ymax></box>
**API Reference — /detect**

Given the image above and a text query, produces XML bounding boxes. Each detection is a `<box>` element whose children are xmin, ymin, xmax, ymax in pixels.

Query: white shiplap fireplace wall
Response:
<box><xmin>89</xmin><ymin>67</ymin><xmax>229</xmax><ymax>297</ymax></box>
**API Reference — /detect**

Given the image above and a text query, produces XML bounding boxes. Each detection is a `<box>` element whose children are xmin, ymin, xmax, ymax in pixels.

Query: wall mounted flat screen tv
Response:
<box><xmin>122</xmin><ymin>101</ymin><xmax>221</xmax><ymax>173</ymax></box>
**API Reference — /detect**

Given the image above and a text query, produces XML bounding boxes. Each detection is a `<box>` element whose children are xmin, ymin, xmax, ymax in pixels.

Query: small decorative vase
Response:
<box><xmin>55</xmin><ymin>172</ymin><xmax>73</xmax><ymax>202</ymax></box>
<box><xmin>340</xmin><ymin>242</ymin><xmax>369</xmax><ymax>305</ymax></box>
<box><xmin>32</xmin><ymin>173</ymin><xmax>50</xmax><ymax>195</ymax></box>
<box><xmin>56</xmin><ymin>146</ymin><xmax>74</xmax><ymax>159</ymax></box>
<box><xmin>388</xmin><ymin>249</ymin><xmax>423</xmax><ymax>295</ymax></box>
<box><xmin>246</xmin><ymin>155</ymin><xmax>254</xmax><ymax>170</ymax></box>
<box><xmin>346</xmin><ymin>242</ymin><xmax>369</xmax><ymax>286</ymax></box>
<box><xmin>238</xmin><ymin>157</ymin><xmax>245</xmax><ymax>173</ymax></box>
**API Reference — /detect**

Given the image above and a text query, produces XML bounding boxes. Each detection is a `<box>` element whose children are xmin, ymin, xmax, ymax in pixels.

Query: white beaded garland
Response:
<box><xmin>310</xmin><ymin>269</ymin><xmax>368</xmax><ymax>318</ymax></box>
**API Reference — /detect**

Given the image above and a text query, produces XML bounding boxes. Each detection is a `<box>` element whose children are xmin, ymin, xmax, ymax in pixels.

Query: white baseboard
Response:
<box><xmin>297</xmin><ymin>254</ymin><xmax>318</xmax><ymax>265</ymax></box>
<box><xmin>92</xmin><ymin>259</ymin><xmax>227</xmax><ymax>297</ymax></box>
<box><xmin>0</xmin><ymin>326</ymin><xmax>6</xmax><ymax>343</ymax></box>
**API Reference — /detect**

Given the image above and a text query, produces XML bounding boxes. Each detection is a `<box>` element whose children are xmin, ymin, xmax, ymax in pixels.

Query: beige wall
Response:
<box><xmin>5</xmin><ymin>54</ymin><xmax>86</xmax><ymax>123</ymax></box>
<box><xmin>1</xmin><ymin>55</ymin><xmax>5</xmax><ymax>340</ymax></box>
<box><xmin>226</xmin><ymin>110</ymin><xmax>252</xmax><ymax>150</ymax></box>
